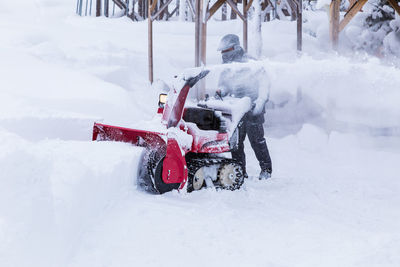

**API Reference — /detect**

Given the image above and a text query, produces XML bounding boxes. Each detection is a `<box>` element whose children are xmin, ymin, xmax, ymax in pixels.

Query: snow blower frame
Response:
<box><xmin>93</xmin><ymin>70</ymin><xmax>245</xmax><ymax>193</ymax></box>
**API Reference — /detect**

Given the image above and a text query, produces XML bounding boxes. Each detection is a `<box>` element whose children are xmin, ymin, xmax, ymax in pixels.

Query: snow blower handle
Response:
<box><xmin>185</xmin><ymin>70</ymin><xmax>210</xmax><ymax>87</ymax></box>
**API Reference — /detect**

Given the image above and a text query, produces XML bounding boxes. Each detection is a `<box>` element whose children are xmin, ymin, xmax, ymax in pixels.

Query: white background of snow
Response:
<box><xmin>0</xmin><ymin>1</ymin><xmax>399</xmax><ymax>267</ymax></box>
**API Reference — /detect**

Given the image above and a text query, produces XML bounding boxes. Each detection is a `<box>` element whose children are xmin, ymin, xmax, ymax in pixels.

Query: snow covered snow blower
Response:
<box><xmin>92</xmin><ymin>69</ymin><xmax>252</xmax><ymax>194</ymax></box>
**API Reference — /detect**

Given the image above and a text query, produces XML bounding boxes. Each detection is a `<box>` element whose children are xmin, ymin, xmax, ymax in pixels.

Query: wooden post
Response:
<box><xmin>297</xmin><ymin>0</ymin><xmax>302</xmax><ymax>51</ymax></box>
<box><xmin>199</xmin><ymin>0</ymin><xmax>207</xmax><ymax>100</ymax></box>
<box><xmin>201</xmin><ymin>1</ymin><xmax>208</xmax><ymax>66</ymax></box>
<box><xmin>194</xmin><ymin>0</ymin><xmax>201</xmax><ymax>100</ymax></box>
<box><xmin>329</xmin><ymin>0</ymin><xmax>340</xmax><ymax>50</ymax></box>
<box><xmin>105</xmin><ymin>0</ymin><xmax>109</xmax><ymax>17</ymax></box>
<box><xmin>201</xmin><ymin>22</ymin><xmax>207</xmax><ymax>65</ymax></box>
<box><xmin>96</xmin><ymin>0</ymin><xmax>101</xmax><ymax>16</ymax></box>
<box><xmin>195</xmin><ymin>0</ymin><xmax>201</xmax><ymax>67</ymax></box>
<box><xmin>243</xmin><ymin>0</ymin><xmax>248</xmax><ymax>51</ymax></box>
<box><xmin>148</xmin><ymin>0</ymin><xmax>154</xmax><ymax>83</ymax></box>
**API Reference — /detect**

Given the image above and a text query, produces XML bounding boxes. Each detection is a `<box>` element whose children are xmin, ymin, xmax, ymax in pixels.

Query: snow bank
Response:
<box><xmin>0</xmin><ymin>129</ymin><xmax>142</xmax><ymax>267</ymax></box>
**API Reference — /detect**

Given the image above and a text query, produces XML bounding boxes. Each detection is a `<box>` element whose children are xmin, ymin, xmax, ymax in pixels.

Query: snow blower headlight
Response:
<box><xmin>158</xmin><ymin>93</ymin><xmax>168</xmax><ymax>108</ymax></box>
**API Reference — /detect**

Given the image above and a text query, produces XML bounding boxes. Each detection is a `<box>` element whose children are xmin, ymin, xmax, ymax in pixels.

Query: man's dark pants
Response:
<box><xmin>231</xmin><ymin>111</ymin><xmax>272</xmax><ymax>174</ymax></box>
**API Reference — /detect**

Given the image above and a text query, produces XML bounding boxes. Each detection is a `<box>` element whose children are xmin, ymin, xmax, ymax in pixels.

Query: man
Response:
<box><xmin>217</xmin><ymin>34</ymin><xmax>272</xmax><ymax>180</ymax></box>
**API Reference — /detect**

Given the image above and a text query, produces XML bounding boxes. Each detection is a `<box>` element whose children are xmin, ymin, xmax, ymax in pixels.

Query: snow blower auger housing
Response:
<box><xmin>93</xmin><ymin>69</ymin><xmax>250</xmax><ymax>194</ymax></box>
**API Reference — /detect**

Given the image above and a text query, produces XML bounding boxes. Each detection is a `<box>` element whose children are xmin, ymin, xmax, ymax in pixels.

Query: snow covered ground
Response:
<box><xmin>1</xmin><ymin>1</ymin><xmax>400</xmax><ymax>267</ymax></box>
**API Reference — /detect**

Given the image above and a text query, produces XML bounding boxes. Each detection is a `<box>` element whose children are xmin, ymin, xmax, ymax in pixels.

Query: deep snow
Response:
<box><xmin>1</xmin><ymin>1</ymin><xmax>400</xmax><ymax>267</ymax></box>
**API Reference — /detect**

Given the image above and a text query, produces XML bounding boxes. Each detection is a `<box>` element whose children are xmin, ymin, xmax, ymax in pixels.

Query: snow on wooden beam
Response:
<box><xmin>339</xmin><ymin>0</ymin><xmax>368</xmax><ymax>32</ymax></box>
<box><xmin>245</xmin><ymin>0</ymin><xmax>254</xmax><ymax>12</ymax></box>
<box><xmin>112</xmin><ymin>0</ymin><xmax>127</xmax><ymax>10</ymax></box>
<box><xmin>387</xmin><ymin>0</ymin><xmax>400</xmax><ymax>16</ymax></box>
<box><xmin>151</xmin><ymin>0</ymin><xmax>174</xmax><ymax>21</ymax></box>
<box><xmin>226</xmin><ymin>0</ymin><xmax>246</xmax><ymax>21</ymax></box>
<box><xmin>150</xmin><ymin>0</ymin><xmax>158</xmax><ymax>13</ymax></box>
<box><xmin>207</xmin><ymin>0</ymin><xmax>226</xmax><ymax>21</ymax></box>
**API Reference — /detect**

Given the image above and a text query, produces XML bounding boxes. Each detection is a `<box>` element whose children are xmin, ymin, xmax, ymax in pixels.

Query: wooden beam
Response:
<box><xmin>151</xmin><ymin>0</ymin><xmax>174</xmax><ymax>20</ymax></box>
<box><xmin>388</xmin><ymin>0</ymin><xmax>400</xmax><ymax>16</ymax></box>
<box><xmin>329</xmin><ymin>0</ymin><xmax>340</xmax><ymax>50</ymax></box>
<box><xmin>339</xmin><ymin>0</ymin><xmax>367</xmax><ymax>32</ymax></box>
<box><xmin>231</xmin><ymin>0</ymin><xmax>237</xmax><ymax>19</ymax></box>
<box><xmin>168</xmin><ymin>5</ymin><xmax>179</xmax><ymax>19</ymax></box>
<box><xmin>226</xmin><ymin>0</ymin><xmax>246</xmax><ymax>21</ymax></box>
<box><xmin>207</xmin><ymin>0</ymin><xmax>226</xmax><ymax>21</ymax></box>
<box><xmin>245</xmin><ymin>0</ymin><xmax>254</xmax><ymax>12</ymax></box>
<box><xmin>187</xmin><ymin>0</ymin><xmax>196</xmax><ymax>18</ymax></box>
<box><xmin>347</xmin><ymin>0</ymin><xmax>356</xmax><ymax>11</ymax></box>
<box><xmin>112</xmin><ymin>0</ymin><xmax>126</xmax><ymax>10</ymax></box>
<box><xmin>150</xmin><ymin>0</ymin><xmax>158</xmax><ymax>13</ymax></box>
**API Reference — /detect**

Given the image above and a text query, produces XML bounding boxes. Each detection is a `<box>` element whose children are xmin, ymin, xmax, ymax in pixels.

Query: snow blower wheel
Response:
<box><xmin>136</xmin><ymin>149</ymin><xmax>158</xmax><ymax>194</ymax></box>
<box><xmin>217</xmin><ymin>163</ymin><xmax>244</xmax><ymax>190</ymax></box>
<box><xmin>153</xmin><ymin>157</ymin><xmax>180</xmax><ymax>194</ymax></box>
<box><xmin>187</xmin><ymin>166</ymin><xmax>206</xmax><ymax>192</ymax></box>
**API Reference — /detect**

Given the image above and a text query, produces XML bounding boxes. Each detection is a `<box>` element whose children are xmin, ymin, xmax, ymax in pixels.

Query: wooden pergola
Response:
<box><xmin>329</xmin><ymin>0</ymin><xmax>400</xmax><ymax>49</ymax></box>
<box><xmin>148</xmin><ymin>0</ymin><xmax>303</xmax><ymax>84</ymax></box>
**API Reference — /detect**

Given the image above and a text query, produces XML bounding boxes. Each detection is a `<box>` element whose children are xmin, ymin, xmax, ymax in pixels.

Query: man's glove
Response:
<box><xmin>215</xmin><ymin>89</ymin><xmax>223</xmax><ymax>100</ymax></box>
<box><xmin>252</xmin><ymin>98</ymin><xmax>266</xmax><ymax>115</ymax></box>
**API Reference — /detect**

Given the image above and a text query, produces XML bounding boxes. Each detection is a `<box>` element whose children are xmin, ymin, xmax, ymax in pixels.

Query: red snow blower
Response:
<box><xmin>92</xmin><ymin>69</ymin><xmax>250</xmax><ymax>193</ymax></box>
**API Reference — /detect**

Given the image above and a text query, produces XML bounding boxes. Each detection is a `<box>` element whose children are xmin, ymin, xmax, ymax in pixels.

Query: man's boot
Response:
<box><xmin>259</xmin><ymin>169</ymin><xmax>272</xmax><ymax>180</ymax></box>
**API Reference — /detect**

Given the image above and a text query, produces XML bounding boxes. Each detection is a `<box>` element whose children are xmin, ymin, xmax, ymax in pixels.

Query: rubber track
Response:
<box><xmin>186</xmin><ymin>157</ymin><xmax>244</xmax><ymax>191</ymax></box>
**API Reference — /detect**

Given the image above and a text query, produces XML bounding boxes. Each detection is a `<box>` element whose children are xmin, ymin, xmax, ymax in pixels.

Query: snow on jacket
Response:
<box><xmin>217</xmin><ymin>63</ymin><xmax>270</xmax><ymax>115</ymax></box>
